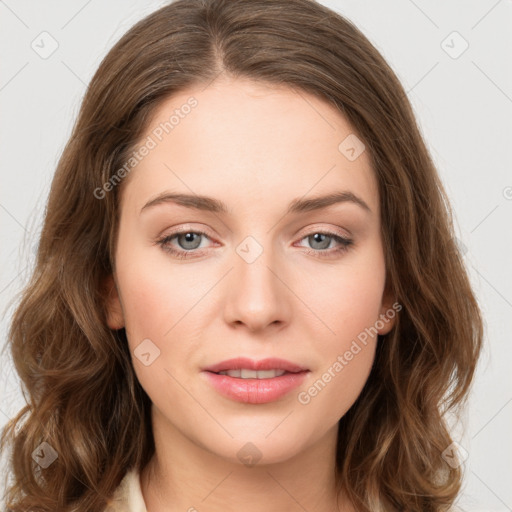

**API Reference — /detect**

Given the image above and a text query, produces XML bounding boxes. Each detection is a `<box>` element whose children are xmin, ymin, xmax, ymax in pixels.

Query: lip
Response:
<box><xmin>202</xmin><ymin>357</ymin><xmax>308</xmax><ymax>373</ymax></box>
<box><xmin>201</xmin><ymin>357</ymin><xmax>309</xmax><ymax>404</ymax></box>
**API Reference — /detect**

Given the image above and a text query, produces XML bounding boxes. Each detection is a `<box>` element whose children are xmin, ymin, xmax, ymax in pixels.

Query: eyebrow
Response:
<box><xmin>140</xmin><ymin>190</ymin><xmax>372</xmax><ymax>215</ymax></box>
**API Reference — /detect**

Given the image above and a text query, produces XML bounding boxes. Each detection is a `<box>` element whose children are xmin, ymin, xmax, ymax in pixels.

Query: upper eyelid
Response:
<box><xmin>162</xmin><ymin>227</ymin><xmax>214</xmax><ymax>240</ymax></box>
<box><xmin>160</xmin><ymin>220</ymin><xmax>351</xmax><ymax>238</ymax></box>
<box><xmin>160</xmin><ymin>227</ymin><xmax>350</xmax><ymax>246</ymax></box>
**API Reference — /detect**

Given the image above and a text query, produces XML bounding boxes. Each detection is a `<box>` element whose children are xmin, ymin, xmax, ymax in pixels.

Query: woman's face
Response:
<box><xmin>106</xmin><ymin>77</ymin><xmax>396</xmax><ymax>465</ymax></box>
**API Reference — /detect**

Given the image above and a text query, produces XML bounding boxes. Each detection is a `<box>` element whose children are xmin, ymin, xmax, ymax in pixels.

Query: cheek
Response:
<box><xmin>296</xmin><ymin>341</ymin><xmax>376</xmax><ymax>433</ymax></box>
<box><xmin>295</xmin><ymin>272</ymin><xmax>383</xmax><ymax>421</ymax></box>
<box><xmin>333</xmin><ymin>274</ymin><xmax>385</xmax><ymax>342</ymax></box>
<box><xmin>120</xmin><ymin>271</ymin><xmax>176</xmax><ymax>343</ymax></box>
<box><xmin>114</xmin><ymin>244</ymin><xmax>218</xmax><ymax>400</ymax></box>
<box><xmin>293</xmin><ymin>247</ymin><xmax>385</xmax><ymax>415</ymax></box>
<box><xmin>116</xmin><ymin>241</ymin><xmax>209</xmax><ymax>344</ymax></box>
<box><xmin>116</xmin><ymin>260</ymin><xmax>204</xmax><ymax>400</ymax></box>
<box><xmin>296</xmin><ymin>242</ymin><xmax>386</xmax><ymax>348</ymax></box>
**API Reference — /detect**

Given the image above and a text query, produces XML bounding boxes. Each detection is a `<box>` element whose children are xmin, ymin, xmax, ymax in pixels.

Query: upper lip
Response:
<box><xmin>202</xmin><ymin>357</ymin><xmax>308</xmax><ymax>373</ymax></box>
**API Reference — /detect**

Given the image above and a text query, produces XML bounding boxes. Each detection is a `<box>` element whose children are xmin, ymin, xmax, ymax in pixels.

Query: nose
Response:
<box><xmin>223</xmin><ymin>239</ymin><xmax>292</xmax><ymax>333</ymax></box>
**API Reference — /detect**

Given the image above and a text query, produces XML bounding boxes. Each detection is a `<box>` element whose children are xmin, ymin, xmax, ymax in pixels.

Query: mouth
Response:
<box><xmin>201</xmin><ymin>357</ymin><xmax>310</xmax><ymax>404</ymax></box>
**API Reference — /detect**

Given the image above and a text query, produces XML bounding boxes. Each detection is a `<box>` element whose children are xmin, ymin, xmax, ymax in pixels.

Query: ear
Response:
<box><xmin>377</xmin><ymin>278</ymin><xmax>398</xmax><ymax>336</ymax></box>
<box><xmin>102</xmin><ymin>274</ymin><xmax>125</xmax><ymax>330</ymax></box>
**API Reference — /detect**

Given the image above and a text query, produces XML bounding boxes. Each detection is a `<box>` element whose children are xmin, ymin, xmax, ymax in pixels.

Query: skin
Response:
<box><xmin>105</xmin><ymin>76</ymin><xmax>396</xmax><ymax>512</ymax></box>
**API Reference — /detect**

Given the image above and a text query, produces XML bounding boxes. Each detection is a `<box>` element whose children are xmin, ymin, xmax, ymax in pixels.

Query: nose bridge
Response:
<box><xmin>223</xmin><ymin>232</ymin><xmax>290</xmax><ymax>331</ymax></box>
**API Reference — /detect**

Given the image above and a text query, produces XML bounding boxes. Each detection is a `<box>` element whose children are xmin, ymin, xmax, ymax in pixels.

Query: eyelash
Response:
<box><xmin>156</xmin><ymin>228</ymin><xmax>353</xmax><ymax>260</ymax></box>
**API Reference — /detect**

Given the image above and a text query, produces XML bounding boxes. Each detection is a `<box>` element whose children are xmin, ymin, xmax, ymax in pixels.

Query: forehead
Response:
<box><xmin>121</xmin><ymin>77</ymin><xmax>379</xmax><ymax>217</ymax></box>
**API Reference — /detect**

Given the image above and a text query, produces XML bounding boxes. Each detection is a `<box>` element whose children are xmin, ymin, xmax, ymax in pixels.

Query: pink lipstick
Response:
<box><xmin>201</xmin><ymin>357</ymin><xmax>309</xmax><ymax>404</ymax></box>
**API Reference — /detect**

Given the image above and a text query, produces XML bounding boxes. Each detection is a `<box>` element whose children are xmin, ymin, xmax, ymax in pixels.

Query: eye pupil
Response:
<box><xmin>179</xmin><ymin>232</ymin><xmax>202</xmax><ymax>250</ymax></box>
<box><xmin>309</xmin><ymin>233</ymin><xmax>330</xmax><ymax>250</ymax></box>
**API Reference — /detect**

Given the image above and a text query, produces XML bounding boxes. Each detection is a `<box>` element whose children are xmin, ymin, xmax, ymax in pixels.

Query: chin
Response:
<box><xmin>197</xmin><ymin>424</ymin><xmax>316</xmax><ymax>467</ymax></box>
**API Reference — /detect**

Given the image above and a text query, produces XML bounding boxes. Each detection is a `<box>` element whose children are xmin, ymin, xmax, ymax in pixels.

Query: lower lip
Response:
<box><xmin>202</xmin><ymin>371</ymin><xmax>309</xmax><ymax>404</ymax></box>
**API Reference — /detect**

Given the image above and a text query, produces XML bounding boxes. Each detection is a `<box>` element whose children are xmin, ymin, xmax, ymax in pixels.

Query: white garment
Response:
<box><xmin>105</xmin><ymin>468</ymin><xmax>147</xmax><ymax>512</ymax></box>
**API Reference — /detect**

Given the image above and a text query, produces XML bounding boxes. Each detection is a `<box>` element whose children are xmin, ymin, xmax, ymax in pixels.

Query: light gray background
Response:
<box><xmin>1</xmin><ymin>1</ymin><xmax>511</xmax><ymax>510</ymax></box>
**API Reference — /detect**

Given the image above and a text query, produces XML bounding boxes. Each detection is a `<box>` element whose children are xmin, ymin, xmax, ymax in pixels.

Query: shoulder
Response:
<box><xmin>103</xmin><ymin>468</ymin><xmax>147</xmax><ymax>512</ymax></box>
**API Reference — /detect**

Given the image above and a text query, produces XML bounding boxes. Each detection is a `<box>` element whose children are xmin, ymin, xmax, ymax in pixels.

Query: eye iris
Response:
<box><xmin>309</xmin><ymin>233</ymin><xmax>331</xmax><ymax>250</ymax></box>
<box><xmin>178</xmin><ymin>232</ymin><xmax>202</xmax><ymax>250</ymax></box>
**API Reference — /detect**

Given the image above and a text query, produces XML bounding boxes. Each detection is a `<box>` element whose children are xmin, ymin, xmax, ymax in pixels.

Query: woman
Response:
<box><xmin>0</xmin><ymin>0</ymin><xmax>483</xmax><ymax>510</ymax></box>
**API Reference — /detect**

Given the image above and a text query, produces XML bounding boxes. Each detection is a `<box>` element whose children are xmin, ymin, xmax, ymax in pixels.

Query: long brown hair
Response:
<box><xmin>1</xmin><ymin>0</ymin><xmax>483</xmax><ymax>510</ymax></box>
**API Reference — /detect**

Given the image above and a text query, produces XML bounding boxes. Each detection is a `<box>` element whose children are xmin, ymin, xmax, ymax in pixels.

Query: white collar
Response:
<box><xmin>107</xmin><ymin>468</ymin><xmax>147</xmax><ymax>512</ymax></box>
